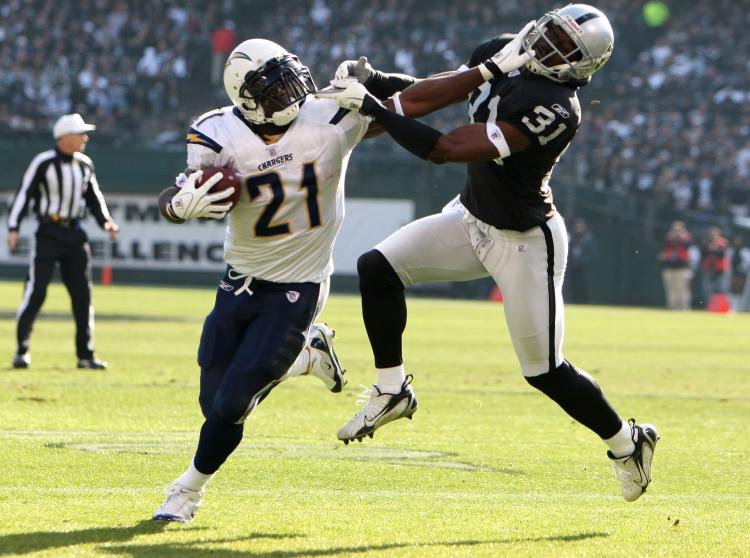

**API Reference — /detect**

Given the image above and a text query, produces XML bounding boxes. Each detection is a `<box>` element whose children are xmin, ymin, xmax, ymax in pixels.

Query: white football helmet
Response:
<box><xmin>523</xmin><ymin>4</ymin><xmax>614</xmax><ymax>82</ymax></box>
<box><xmin>223</xmin><ymin>38</ymin><xmax>317</xmax><ymax>126</ymax></box>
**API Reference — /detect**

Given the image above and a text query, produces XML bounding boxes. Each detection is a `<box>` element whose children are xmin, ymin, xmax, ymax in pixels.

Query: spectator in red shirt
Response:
<box><xmin>700</xmin><ymin>226</ymin><xmax>729</xmax><ymax>306</ymax></box>
<box><xmin>659</xmin><ymin>220</ymin><xmax>694</xmax><ymax>310</ymax></box>
<box><xmin>211</xmin><ymin>21</ymin><xmax>237</xmax><ymax>85</ymax></box>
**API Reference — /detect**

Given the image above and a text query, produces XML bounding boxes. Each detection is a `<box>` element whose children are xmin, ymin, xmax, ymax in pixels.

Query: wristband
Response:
<box><xmin>486</xmin><ymin>122</ymin><xmax>511</xmax><ymax>160</ymax></box>
<box><xmin>478</xmin><ymin>59</ymin><xmax>503</xmax><ymax>81</ymax></box>
<box><xmin>393</xmin><ymin>94</ymin><xmax>405</xmax><ymax>116</ymax></box>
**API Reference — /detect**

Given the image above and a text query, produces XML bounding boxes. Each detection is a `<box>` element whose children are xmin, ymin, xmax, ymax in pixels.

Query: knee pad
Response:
<box><xmin>357</xmin><ymin>249</ymin><xmax>403</xmax><ymax>291</ymax></box>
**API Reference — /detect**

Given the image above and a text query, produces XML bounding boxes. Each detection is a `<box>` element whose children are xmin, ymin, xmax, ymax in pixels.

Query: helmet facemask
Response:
<box><xmin>238</xmin><ymin>55</ymin><xmax>317</xmax><ymax>126</ymax></box>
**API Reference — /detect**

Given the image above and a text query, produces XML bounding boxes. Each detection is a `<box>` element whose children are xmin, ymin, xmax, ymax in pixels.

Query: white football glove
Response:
<box><xmin>315</xmin><ymin>77</ymin><xmax>373</xmax><ymax>112</ymax></box>
<box><xmin>479</xmin><ymin>20</ymin><xmax>537</xmax><ymax>80</ymax></box>
<box><xmin>168</xmin><ymin>170</ymin><xmax>235</xmax><ymax>220</ymax></box>
<box><xmin>334</xmin><ymin>56</ymin><xmax>373</xmax><ymax>83</ymax></box>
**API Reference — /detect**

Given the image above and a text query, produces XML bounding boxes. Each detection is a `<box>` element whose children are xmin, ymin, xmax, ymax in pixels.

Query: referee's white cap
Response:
<box><xmin>53</xmin><ymin>113</ymin><xmax>96</xmax><ymax>139</ymax></box>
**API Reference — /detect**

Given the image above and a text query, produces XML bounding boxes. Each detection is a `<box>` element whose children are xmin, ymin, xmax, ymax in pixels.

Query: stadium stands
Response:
<box><xmin>0</xmin><ymin>0</ymin><xmax>747</xmax><ymax>223</ymax></box>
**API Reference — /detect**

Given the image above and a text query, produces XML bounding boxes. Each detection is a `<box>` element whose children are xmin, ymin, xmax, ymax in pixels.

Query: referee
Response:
<box><xmin>7</xmin><ymin>113</ymin><xmax>119</xmax><ymax>370</ymax></box>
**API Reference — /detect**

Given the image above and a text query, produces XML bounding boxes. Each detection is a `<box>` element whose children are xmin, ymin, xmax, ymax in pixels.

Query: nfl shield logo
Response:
<box><xmin>286</xmin><ymin>291</ymin><xmax>300</xmax><ymax>303</ymax></box>
<box><xmin>267</xmin><ymin>146</ymin><xmax>279</xmax><ymax>158</ymax></box>
<box><xmin>517</xmin><ymin>244</ymin><xmax>527</xmax><ymax>253</ymax></box>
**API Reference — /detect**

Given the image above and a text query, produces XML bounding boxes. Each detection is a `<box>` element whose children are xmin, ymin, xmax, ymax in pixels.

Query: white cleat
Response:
<box><xmin>308</xmin><ymin>323</ymin><xmax>347</xmax><ymax>393</ymax></box>
<box><xmin>337</xmin><ymin>374</ymin><xmax>417</xmax><ymax>444</ymax></box>
<box><xmin>609</xmin><ymin>419</ymin><xmax>660</xmax><ymax>502</ymax></box>
<box><xmin>152</xmin><ymin>482</ymin><xmax>204</xmax><ymax>522</ymax></box>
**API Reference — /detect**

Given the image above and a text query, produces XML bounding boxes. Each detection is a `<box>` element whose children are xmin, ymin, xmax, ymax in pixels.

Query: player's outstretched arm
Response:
<box><xmin>385</xmin><ymin>20</ymin><xmax>536</xmax><ymax>118</ymax></box>
<box><xmin>427</xmin><ymin>122</ymin><xmax>530</xmax><ymax>164</ymax></box>
<box><xmin>316</xmin><ymin>80</ymin><xmax>530</xmax><ymax>164</ymax></box>
<box><xmin>334</xmin><ymin>58</ymin><xmax>482</xmax><ymax>118</ymax></box>
<box><xmin>388</xmin><ymin>70</ymin><xmax>486</xmax><ymax>118</ymax></box>
<box><xmin>334</xmin><ymin>56</ymin><xmax>419</xmax><ymax>101</ymax></box>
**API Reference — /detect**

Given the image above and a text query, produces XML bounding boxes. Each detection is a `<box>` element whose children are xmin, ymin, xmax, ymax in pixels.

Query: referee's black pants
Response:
<box><xmin>16</xmin><ymin>222</ymin><xmax>95</xmax><ymax>360</ymax></box>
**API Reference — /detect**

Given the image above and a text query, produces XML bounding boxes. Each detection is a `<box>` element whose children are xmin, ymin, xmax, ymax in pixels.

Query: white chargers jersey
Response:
<box><xmin>185</xmin><ymin>98</ymin><xmax>370</xmax><ymax>283</ymax></box>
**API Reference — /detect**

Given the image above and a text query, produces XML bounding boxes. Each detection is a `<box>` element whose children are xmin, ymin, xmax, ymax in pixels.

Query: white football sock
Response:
<box><xmin>604</xmin><ymin>421</ymin><xmax>636</xmax><ymax>458</ymax></box>
<box><xmin>283</xmin><ymin>347</ymin><xmax>311</xmax><ymax>379</ymax></box>
<box><xmin>376</xmin><ymin>365</ymin><xmax>406</xmax><ymax>393</ymax></box>
<box><xmin>176</xmin><ymin>459</ymin><xmax>214</xmax><ymax>492</ymax></box>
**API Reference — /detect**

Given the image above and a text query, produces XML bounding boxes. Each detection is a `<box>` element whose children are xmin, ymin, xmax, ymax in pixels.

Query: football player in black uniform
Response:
<box><xmin>318</xmin><ymin>4</ymin><xmax>659</xmax><ymax>502</ymax></box>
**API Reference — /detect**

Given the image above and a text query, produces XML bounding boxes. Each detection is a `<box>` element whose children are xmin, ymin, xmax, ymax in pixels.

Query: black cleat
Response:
<box><xmin>77</xmin><ymin>357</ymin><xmax>108</xmax><ymax>370</ymax></box>
<box><xmin>12</xmin><ymin>353</ymin><xmax>30</xmax><ymax>369</ymax></box>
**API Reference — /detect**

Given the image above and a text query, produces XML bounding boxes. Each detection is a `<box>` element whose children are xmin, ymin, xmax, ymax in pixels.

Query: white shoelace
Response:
<box><xmin>227</xmin><ymin>269</ymin><xmax>253</xmax><ymax>297</ymax></box>
<box><xmin>355</xmin><ymin>384</ymin><xmax>375</xmax><ymax>407</ymax></box>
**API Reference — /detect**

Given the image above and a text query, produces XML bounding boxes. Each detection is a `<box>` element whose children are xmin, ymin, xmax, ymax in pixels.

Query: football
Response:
<box><xmin>198</xmin><ymin>166</ymin><xmax>243</xmax><ymax>208</ymax></box>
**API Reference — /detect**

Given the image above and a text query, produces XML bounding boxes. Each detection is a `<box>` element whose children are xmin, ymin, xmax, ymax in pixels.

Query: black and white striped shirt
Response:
<box><xmin>7</xmin><ymin>148</ymin><xmax>113</xmax><ymax>231</ymax></box>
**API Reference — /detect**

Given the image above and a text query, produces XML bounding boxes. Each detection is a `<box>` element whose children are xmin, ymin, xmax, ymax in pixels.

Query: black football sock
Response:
<box><xmin>357</xmin><ymin>249</ymin><xmax>407</xmax><ymax>368</ymax></box>
<box><xmin>525</xmin><ymin>360</ymin><xmax>623</xmax><ymax>439</ymax></box>
<box><xmin>193</xmin><ymin>415</ymin><xmax>244</xmax><ymax>475</ymax></box>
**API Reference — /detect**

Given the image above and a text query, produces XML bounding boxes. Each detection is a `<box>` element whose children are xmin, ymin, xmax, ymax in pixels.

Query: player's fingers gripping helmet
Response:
<box><xmin>224</xmin><ymin>38</ymin><xmax>317</xmax><ymax>126</ymax></box>
<box><xmin>523</xmin><ymin>4</ymin><xmax>614</xmax><ymax>83</ymax></box>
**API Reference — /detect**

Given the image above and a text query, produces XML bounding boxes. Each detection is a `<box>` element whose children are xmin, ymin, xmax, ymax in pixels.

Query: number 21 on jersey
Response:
<box><xmin>244</xmin><ymin>162</ymin><xmax>321</xmax><ymax>237</ymax></box>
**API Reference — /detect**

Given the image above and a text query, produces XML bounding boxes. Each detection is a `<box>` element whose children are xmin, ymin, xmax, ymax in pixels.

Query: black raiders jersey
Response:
<box><xmin>459</xmin><ymin>35</ymin><xmax>584</xmax><ymax>232</ymax></box>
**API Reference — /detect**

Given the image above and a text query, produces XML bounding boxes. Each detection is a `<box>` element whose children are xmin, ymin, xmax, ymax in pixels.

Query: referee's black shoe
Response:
<box><xmin>77</xmin><ymin>357</ymin><xmax>108</xmax><ymax>370</ymax></box>
<box><xmin>12</xmin><ymin>353</ymin><xmax>31</xmax><ymax>369</ymax></box>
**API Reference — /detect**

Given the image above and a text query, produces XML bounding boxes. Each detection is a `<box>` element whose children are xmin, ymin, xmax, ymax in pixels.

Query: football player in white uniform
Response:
<box><xmin>151</xmin><ymin>39</ymin><xmax>372</xmax><ymax>522</ymax></box>
<box><xmin>319</xmin><ymin>4</ymin><xmax>658</xmax><ymax>502</ymax></box>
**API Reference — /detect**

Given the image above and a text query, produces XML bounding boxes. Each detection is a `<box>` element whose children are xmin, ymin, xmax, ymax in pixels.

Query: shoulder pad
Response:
<box><xmin>192</xmin><ymin>107</ymin><xmax>230</xmax><ymax>127</ymax></box>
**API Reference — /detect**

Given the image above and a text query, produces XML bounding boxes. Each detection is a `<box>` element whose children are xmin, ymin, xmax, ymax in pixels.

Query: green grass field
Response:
<box><xmin>0</xmin><ymin>280</ymin><xmax>748</xmax><ymax>557</ymax></box>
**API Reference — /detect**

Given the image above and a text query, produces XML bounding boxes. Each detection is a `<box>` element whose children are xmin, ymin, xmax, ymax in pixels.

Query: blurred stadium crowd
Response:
<box><xmin>0</xmin><ymin>0</ymin><xmax>747</xmax><ymax>224</ymax></box>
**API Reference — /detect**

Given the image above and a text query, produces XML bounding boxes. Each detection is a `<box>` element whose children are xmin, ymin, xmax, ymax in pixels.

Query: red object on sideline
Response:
<box><xmin>707</xmin><ymin>293</ymin><xmax>730</xmax><ymax>313</ymax></box>
<box><xmin>212</xmin><ymin>27</ymin><xmax>236</xmax><ymax>54</ymax></box>
<box><xmin>489</xmin><ymin>285</ymin><xmax>503</xmax><ymax>303</ymax></box>
<box><xmin>101</xmin><ymin>266</ymin><xmax>112</xmax><ymax>286</ymax></box>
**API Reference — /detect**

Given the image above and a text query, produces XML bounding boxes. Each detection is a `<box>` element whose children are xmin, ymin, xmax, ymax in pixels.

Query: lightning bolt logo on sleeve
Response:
<box><xmin>186</xmin><ymin>128</ymin><xmax>223</xmax><ymax>154</ymax></box>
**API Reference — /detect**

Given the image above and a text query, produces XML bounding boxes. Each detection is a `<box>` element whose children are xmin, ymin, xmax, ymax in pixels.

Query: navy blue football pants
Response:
<box><xmin>193</xmin><ymin>267</ymin><xmax>320</xmax><ymax>474</ymax></box>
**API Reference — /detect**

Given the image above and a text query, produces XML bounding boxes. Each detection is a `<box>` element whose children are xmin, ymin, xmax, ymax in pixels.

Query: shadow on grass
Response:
<box><xmin>0</xmin><ymin>521</ymin><xmax>301</xmax><ymax>556</ymax></box>
<box><xmin>0</xmin><ymin>520</ymin><xmax>170</xmax><ymax>555</ymax></box>
<box><xmin>102</xmin><ymin>531</ymin><xmax>609</xmax><ymax>558</ymax></box>
<box><xmin>0</xmin><ymin>519</ymin><xmax>290</xmax><ymax>556</ymax></box>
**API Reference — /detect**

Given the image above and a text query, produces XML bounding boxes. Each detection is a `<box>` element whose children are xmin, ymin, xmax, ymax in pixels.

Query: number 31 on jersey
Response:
<box><xmin>522</xmin><ymin>105</ymin><xmax>567</xmax><ymax>146</ymax></box>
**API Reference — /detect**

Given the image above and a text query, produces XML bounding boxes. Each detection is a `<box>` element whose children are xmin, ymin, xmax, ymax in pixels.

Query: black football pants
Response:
<box><xmin>16</xmin><ymin>223</ymin><xmax>95</xmax><ymax>360</ymax></box>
